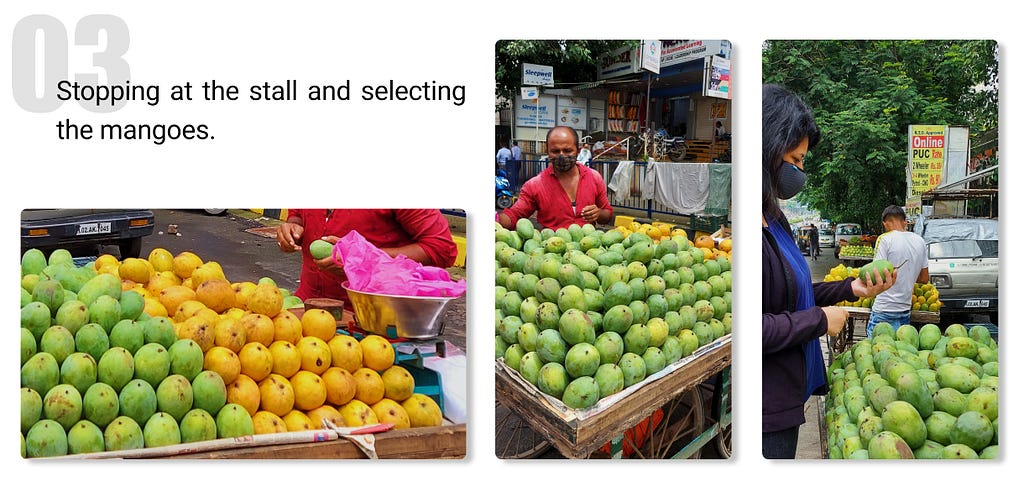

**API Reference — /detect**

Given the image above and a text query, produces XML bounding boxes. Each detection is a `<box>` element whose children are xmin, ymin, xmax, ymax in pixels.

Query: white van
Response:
<box><xmin>833</xmin><ymin>223</ymin><xmax>862</xmax><ymax>258</ymax></box>
<box><xmin>915</xmin><ymin>217</ymin><xmax>998</xmax><ymax>325</ymax></box>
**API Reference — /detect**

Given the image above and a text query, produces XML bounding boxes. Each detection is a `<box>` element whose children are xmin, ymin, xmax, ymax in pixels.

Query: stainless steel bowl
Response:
<box><xmin>341</xmin><ymin>281</ymin><xmax>456</xmax><ymax>339</ymax></box>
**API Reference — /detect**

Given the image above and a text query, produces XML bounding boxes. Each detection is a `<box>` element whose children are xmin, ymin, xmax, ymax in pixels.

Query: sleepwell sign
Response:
<box><xmin>522</xmin><ymin>63</ymin><xmax>554</xmax><ymax>86</ymax></box>
<box><xmin>515</xmin><ymin>94</ymin><xmax>556</xmax><ymax>128</ymax></box>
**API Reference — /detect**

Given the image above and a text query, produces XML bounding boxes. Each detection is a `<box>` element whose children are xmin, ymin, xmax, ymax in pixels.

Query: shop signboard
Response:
<box><xmin>939</xmin><ymin>126</ymin><xmax>970</xmax><ymax>190</ymax></box>
<box><xmin>522</xmin><ymin>63</ymin><xmax>554</xmax><ymax>86</ymax></box>
<box><xmin>600</xmin><ymin>44</ymin><xmax>640</xmax><ymax>79</ymax></box>
<box><xmin>641</xmin><ymin>39</ymin><xmax>661</xmax><ymax>74</ymax></box>
<box><xmin>709</xmin><ymin>102</ymin><xmax>727</xmax><ymax>120</ymax></box>
<box><xmin>556</xmin><ymin>96</ymin><xmax>586</xmax><ymax>129</ymax></box>
<box><xmin>515</xmin><ymin>94</ymin><xmax>556</xmax><ymax>128</ymax></box>
<box><xmin>662</xmin><ymin>40</ymin><xmax>732</xmax><ymax>67</ymax></box>
<box><xmin>705</xmin><ymin>56</ymin><xmax>731</xmax><ymax>99</ymax></box>
<box><xmin>521</xmin><ymin>87</ymin><xmax>538</xmax><ymax>100</ymax></box>
<box><xmin>905</xmin><ymin>196</ymin><xmax>923</xmax><ymax>217</ymax></box>
<box><xmin>907</xmin><ymin>125</ymin><xmax>946</xmax><ymax>195</ymax></box>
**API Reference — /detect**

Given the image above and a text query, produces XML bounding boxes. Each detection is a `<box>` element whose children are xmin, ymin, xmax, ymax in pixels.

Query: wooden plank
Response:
<box><xmin>496</xmin><ymin>338</ymin><xmax>731</xmax><ymax>458</ymax></box>
<box><xmin>842</xmin><ymin>306</ymin><xmax>940</xmax><ymax>325</ymax></box>
<box><xmin>162</xmin><ymin>425</ymin><xmax>466</xmax><ymax>460</ymax></box>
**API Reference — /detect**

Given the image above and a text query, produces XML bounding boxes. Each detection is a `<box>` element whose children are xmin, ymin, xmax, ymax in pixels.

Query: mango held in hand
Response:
<box><xmin>859</xmin><ymin>259</ymin><xmax>894</xmax><ymax>287</ymax></box>
<box><xmin>309</xmin><ymin>240</ymin><xmax>333</xmax><ymax>260</ymax></box>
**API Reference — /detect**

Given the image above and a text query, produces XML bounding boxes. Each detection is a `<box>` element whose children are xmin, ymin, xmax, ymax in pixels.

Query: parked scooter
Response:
<box><xmin>496</xmin><ymin>168</ymin><xmax>514</xmax><ymax>209</ymax></box>
<box><xmin>654</xmin><ymin>128</ymin><xmax>690</xmax><ymax>162</ymax></box>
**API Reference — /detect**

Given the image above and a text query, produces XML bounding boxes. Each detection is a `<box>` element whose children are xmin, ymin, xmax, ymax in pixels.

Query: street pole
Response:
<box><xmin>646</xmin><ymin>73</ymin><xmax>652</xmax><ymax>159</ymax></box>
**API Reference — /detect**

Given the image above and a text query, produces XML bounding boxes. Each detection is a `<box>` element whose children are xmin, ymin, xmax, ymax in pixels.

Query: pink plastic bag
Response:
<box><xmin>331</xmin><ymin>230</ymin><xmax>467</xmax><ymax>297</ymax></box>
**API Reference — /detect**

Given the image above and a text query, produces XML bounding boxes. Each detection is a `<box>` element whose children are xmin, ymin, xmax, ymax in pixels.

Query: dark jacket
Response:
<box><xmin>762</xmin><ymin>216</ymin><xmax>856</xmax><ymax>432</ymax></box>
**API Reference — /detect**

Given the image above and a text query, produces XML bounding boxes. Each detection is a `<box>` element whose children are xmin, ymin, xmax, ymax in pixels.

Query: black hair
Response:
<box><xmin>881</xmin><ymin>205</ymin><xmax>906</xmax><ymax>222</ymax></box>
<box><xmin>546</xmin><ymin>126</ymin><xmax>580</xmax><ymax>147</ymax></box>
<box><xmin>762</xmin><ymin>84</ymin><xmax>820</xmax><ymax>220</ymax></box>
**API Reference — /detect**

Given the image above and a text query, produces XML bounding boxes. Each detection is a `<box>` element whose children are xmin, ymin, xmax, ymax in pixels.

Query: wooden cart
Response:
<box><xmin>836</xmin><ymin>254</ymin><xmax>874</xmax><ymax>268</ymax></box>
<box><xmin>45</xmin><ymin>424</ymin><xmax>466</xmax><ymax>460</ymax></box>
<box><xmin>826</xmin><ymin>306</ymin><xmax>939</xmax><ymax>365</ymax></box>
<box><xmin>172</xmin><ymin>425</ymin><xmax>467</xmax><ymax>459</ymax></box>
<box><xmin>495</xmin><ymin>336</ymin><xmax>731</xmax><ymax>459</ymax></box>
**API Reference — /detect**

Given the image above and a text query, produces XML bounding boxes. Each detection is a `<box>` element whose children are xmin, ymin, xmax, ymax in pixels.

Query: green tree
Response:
<box><xmin>762</xmin><ymin>40</ymin><xmax>998</xmax><ymax>226</ymax></box>
<box><xmin>495</xmin><ymin>40</ymin><xmax>635</xmax><ymax>110</ymax></box>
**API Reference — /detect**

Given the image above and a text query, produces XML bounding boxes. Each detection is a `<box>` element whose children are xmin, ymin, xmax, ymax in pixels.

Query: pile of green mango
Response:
<box><xmin>20</xmin><ymin>248</ymin><xmax>237</xmax><ymax>458</ymax></box>
<box><xmin>825</xmin><ymin>322</ymin><xmax>998</xmax><ymax>459</ymax></box>
<box><xmin>495</xmin><ymin>219</ymin><xmax>731</xmax><ymax>410</ymax></box>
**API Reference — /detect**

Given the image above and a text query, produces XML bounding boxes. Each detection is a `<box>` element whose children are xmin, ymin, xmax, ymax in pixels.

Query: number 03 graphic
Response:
<box><xmin>11</xmin><ymin>14</ymin><xmax>130</xmax><ymax>112</ymax></box>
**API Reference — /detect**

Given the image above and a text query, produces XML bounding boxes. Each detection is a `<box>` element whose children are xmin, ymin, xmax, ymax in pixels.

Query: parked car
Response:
<box><xmin>915</xmin><ymin>217</ymin><xmax>998</xmax><ymax>325</ymax></box>
<box><xmin>21</xmin><ymin>209</ymin><xmax>156</xmax><ymax>259</ymax></box>
<box><xmin>818</xmin><ymin>228</ymin><xmax>835</xmax><ymax>248</ymax></box>
<box><xmin>833</xmin><ymin>222</ymin><xmax>863</xmax><ymax>257</ymax></box>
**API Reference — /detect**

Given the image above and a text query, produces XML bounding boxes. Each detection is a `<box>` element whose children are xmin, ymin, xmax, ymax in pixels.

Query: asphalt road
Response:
<box><xmin>95</xmin><ymin>209</ymin><xmax>467</xmax><ymax>351</ymax></box>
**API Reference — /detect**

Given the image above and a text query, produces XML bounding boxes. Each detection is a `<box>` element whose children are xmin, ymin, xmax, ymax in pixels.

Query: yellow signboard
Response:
<box><xmin>909</xmin><ymin>125</ymin><xmax>945</xmax><ymax>194</ymax></box>
<box><xmin>905</xmin><ymin>196</ymin><xmax>922</xmax><ymax>217</ymax></box>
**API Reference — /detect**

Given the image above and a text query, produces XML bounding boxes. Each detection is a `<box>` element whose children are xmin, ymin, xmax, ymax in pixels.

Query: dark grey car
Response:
<box><xmin>21</xmin><ymin>209</ymin><xmax>155</xmax><ymax>259</ymax></box>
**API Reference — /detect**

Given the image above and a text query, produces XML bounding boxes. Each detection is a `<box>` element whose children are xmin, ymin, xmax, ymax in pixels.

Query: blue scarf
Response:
<box><xmin>767</xmin><ymin>219</ymin><xmax>826</xmax><ymax>401</ymax></box>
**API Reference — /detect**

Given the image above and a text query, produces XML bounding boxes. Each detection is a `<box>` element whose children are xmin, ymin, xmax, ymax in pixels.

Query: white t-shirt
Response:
<box><xmin>577</xmin><ymin>148</ymin><xmax>592</xmax><ymax>165</ymax></box>
<box><xmin>870</xmin><ymin>230</ymin><xmax>929</xmax><ymax>313</ymax></box>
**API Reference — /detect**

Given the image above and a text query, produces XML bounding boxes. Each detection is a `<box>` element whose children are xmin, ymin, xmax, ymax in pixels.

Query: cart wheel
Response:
<box><xmin>712</xmin><ymin>391</ymin><xmax>732</xmax><ymax>458</ymax></box>
<box><xmin>714</xmin><ymin>420</ymin><xmax>732</xmax><ymax>458</ymax></box>
<box><xmin>495</xmin><ymin>401</ymin><xmax>551</xmax><ymax>459</ymax></box>
<box><xmin>700</xmin><ymin>377</ymin><xmax>732</xmax><ymax>459</ymax></box>
<box><xmin>633</xmin><ymin>387</ymin><xmax>705</xmax><ymax>459</ymax></box>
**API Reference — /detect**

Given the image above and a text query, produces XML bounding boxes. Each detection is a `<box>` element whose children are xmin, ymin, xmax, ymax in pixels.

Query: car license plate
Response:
<box><xmin>965</xmin><ymin>299</ymin><xmax>989</xmax><ymax>308</ymax></box>
<box><xmin>77</xmin><ymin>222</ymin><xmax>111</xmax><ymax>235</ymax></box>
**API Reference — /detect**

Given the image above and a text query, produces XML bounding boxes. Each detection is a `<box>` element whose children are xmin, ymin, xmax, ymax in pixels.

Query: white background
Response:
<box><xmin>2</xmin><ymin>0</ymin><xmax>1014</xmax><ymax>474</ymax></box>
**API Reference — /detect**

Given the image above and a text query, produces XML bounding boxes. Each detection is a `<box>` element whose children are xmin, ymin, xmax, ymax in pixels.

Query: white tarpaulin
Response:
<box><xmin>915</xmin><ymin>217</ymin><xmax>998</xmax><ymax>244</ymax></box>
<box><xmin>608</xmin><ymin>160</ymin><xmax>635</xmax><ymax>203</ymax></box>
<box><xmin>642</xmin><ymin>161</ymin><xmax>657</xmax><ymax>201</ymax></box>
<box><xmin>652</xmin><ymin>162</ymin><xmax>710</xmax><ymax>214</ymax></box>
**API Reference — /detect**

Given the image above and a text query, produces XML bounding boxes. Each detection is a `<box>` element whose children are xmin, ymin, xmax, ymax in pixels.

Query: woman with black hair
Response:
<box><xmin>761</xmin><ymin>84</ymin><xmax>895</xmax><ymax>459</ymax></box>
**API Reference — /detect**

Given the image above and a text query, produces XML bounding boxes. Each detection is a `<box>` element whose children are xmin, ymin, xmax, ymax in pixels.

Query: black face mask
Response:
<box><xmin>552</xmin><ymin>155</ymin><xmax>575</xmax><ymax>172</ymax></box>
<box><xmin>776</xmin><ymin>162</ymin><xmax>806</xmax><ymax>199</ymax></box>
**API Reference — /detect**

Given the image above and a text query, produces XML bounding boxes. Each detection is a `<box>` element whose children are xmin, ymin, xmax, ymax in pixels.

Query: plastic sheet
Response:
<box><xmin>331</xmin><ymin>230</ymin><xmax>467</xmax><ymax>297</ymax></box>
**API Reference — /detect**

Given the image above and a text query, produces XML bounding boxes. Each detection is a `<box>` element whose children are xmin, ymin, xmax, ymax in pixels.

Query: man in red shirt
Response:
<box><xmin>497</xmin><ymin>126</ymin><xmax>614</xmax><ymax>231</ymax></box>
<box><xmin>276</xmin><ymin>209</ymin><xmax>458</xmax><ymax>302</ymax></box>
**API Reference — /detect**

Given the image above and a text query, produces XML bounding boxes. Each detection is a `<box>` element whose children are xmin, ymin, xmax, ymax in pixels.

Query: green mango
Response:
<box><xmin>858</xmin><ymin>259</ymin><xmax>894</xmax><ymax>286</ymax></box>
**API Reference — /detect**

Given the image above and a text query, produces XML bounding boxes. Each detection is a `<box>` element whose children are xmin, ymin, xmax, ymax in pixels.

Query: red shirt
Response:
<box><xmin>288</xmin><ymin>209</ymin><xmax>458</xmax><ymax>302</ymax></box>
<box><xmin>503</xmin><ymin>164</ymin><xmax>613</xmax><ymax>230</ymax></box>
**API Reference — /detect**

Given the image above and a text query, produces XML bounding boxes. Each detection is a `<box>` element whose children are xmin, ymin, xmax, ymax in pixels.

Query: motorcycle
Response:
<box><xmin>654</xmin><ymin>128</ymin><xmax>690</xmax><ymax>162</ymax></box>
<box><xmin>496</xmin><ymin>168</ymin><xmax>514</xmax><ymax>209</ymax></box>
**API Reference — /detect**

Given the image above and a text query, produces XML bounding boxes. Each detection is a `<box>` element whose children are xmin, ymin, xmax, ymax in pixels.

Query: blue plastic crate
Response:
<box><xmin>964</xmin><ymin>322</ymin><xmax>999</xmax><ymax>343</ymax></box>
<box><xmin>400</xmin><ymin>363</ymin><xmax>445</xmax><ymax>415</ymax></box>
<box><xmin>72</xmin><ymin>256</ymin><xmax>98</xmax><ymax>268</ymax></box>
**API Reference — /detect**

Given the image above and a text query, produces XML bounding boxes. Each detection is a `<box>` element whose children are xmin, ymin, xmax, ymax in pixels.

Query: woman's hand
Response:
<box><xmin>823</xmin><ymin>306</ymin><xmax>850</xmax><ymax>337</ymax></box>
<box><xmin>277</xmin><ymin>222</ymin><xmax>304</xmax><ymax>252</ymax></box>
<box><xmin>851</xmin><ymin>267</ymin><xmax>897</xmax><ymax>298</ymax></box>
<box><xmin>312</xmin><ymin>235</ymin><xmax>346</xmax><ymax>280</ymax></box>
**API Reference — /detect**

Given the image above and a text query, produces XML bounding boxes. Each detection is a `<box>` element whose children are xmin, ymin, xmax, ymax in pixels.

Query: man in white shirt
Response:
<box><xmin>496</xmin><ymin>143</ymin><xmax>511</xmax><ymax>170</ymax></box>
<box><xmin>576</xmin><ymin>142</ymin><xmax>592</xmax><ymax>166</ymax></box>
<box><xmin>867</xmin><ymin>205</ymin><xmax>930</xmax><ymax>337</ymax></box>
